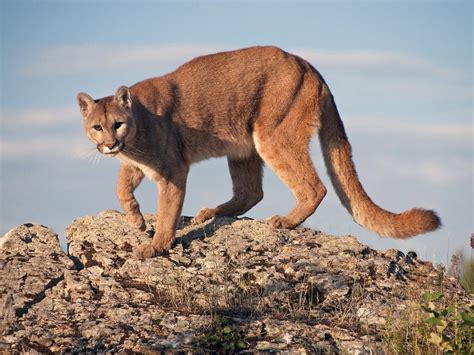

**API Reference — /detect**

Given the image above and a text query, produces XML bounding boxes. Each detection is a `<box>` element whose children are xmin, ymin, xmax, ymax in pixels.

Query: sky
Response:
<box><xmin>0</xmin><ymin>0</ymin><xmax>472</xmax><ymax>264</ymax></box>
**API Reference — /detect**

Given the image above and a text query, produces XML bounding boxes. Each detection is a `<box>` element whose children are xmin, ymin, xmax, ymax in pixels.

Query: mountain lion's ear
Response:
<box><xmin>77</xmin><ymin>92</ymin><xmax>95</xmax><ymax>118</ymax></box>
<box><xmin>114</xmin><ymin>86</ymin><xmax>132</xmax><ymax>110</ymax></box>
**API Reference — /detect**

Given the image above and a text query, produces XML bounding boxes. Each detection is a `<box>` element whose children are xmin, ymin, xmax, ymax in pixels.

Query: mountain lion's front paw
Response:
<box><xmin>133</xmin><ymin>239</ymin><xmax>171</xmax><ymax>260</ymax></box>
<box><xmin>193</xmin><ymin>208</ymin><xmax>217</xmax><ymax>224</ymax></box>
<box><xmin>127</xmin><ymin>213</ymin><xmax>146</xmax><ymax>231</ymax></box>
<box><xmin>266</xmin><ymin>215</ymin><xmax>296</xmax><ymax>229</ymax></box>
<box><xmin>133</xmin><ymin>243</ymin><xmax>159</xmax><ymax>260</ymax></box>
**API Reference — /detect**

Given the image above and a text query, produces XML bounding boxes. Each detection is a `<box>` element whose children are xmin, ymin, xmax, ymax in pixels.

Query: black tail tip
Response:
<box><xmin>414</xmin><ymin>208</ymin><xmax>442</xmax><ymax>233</ymax></box>
<box><xmin>429</xmin><ymin>210</ymin><xmax>442</xmax><ymax>231</ymax></box>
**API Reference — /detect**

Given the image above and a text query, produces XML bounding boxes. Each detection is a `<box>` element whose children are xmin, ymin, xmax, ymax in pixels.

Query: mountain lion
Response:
<box><xmin>77</xmin><ymin>46</ymin><xmax>441</xmax><ymax>260</ymax></box>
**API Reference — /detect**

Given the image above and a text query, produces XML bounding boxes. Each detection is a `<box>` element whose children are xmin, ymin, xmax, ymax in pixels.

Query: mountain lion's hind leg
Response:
<box><xmin>117</xmin><ymin>164</ymin><xmax>146</xmax><ymax>231</ymax></box>
<box><xmin>193</xmin><ymin>153</ymin><xmax>264</xmax><ymax>224</ymax></box>
<box><xmin>255</xmin><ymin>134</ymin><xmax>327</xmax><ymax>229</ymax></box>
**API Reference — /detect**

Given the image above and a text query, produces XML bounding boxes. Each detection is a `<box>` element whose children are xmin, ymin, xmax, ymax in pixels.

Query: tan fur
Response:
<box><xmin>77</xmin><ymin>46</ymin><xmax>441</xmax><ymax>259</ymax></box>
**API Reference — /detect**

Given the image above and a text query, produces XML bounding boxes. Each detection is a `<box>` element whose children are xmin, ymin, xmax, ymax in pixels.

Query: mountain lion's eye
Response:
<box><xmin>93</xmin><ymin>125</ymin><xmax>102</xmax><ymax>131</ymax></box>
<box><xmin>114</xmin><ymin>122</ymin><xmax>124</xmax><ymax>130</ymax></box>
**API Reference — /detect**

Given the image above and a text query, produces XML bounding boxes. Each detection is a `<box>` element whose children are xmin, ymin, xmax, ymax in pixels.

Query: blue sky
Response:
<box><xmin>1</xmin><ymin>0</ymin><xmax>472</xmax><ymax>263</ymax></box>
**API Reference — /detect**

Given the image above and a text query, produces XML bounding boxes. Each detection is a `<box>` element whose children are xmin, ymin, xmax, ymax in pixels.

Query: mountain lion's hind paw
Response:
<box><xmin>266</xmin><ymin>215</ymin><xmax>295</xmax><ymax>229</ymax></box>
<box><xmin>127</xmin><ymin>213</ymin><xmax>146</xmax><ymax>231</ymax></box>
<box><xmin>193</xmin><ymin>208</ymin><xmax>217</xmax><ymax>224</ymax></box>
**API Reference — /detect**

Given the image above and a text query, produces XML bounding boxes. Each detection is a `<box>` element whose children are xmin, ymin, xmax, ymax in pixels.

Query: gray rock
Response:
<box><xmin>0</xmin><ymin>224</ymin><xmax>74</xmax><ymax>335</ymax></box>
<box><xmin>0</xmin><ymin>211</ymin><xmax>470</xmax><ymax>353</ymax></box>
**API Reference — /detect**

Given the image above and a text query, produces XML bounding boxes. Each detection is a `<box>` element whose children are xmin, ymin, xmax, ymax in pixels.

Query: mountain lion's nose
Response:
<box><xmin>105</xmin><ymin>141</ymin><xmax>118</xmax><ymax>149</ymax></box>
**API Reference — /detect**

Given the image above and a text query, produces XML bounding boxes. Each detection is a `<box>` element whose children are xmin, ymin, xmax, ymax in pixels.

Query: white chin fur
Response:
<box><xmin>102</xmin><ymin>143</ymin><xmax>123</xmax><ymax>155</ymax></box>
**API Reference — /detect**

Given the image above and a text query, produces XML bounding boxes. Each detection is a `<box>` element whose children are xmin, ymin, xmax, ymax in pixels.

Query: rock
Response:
<box><xmin>0</xmin><ymin>224</ymin><xmax>74</xmax><ymax>336</ymax></box>
<box><xmin>0</xmin><ymin>211</ymin><xmax>470</xmax><ymax>353</ymax></box>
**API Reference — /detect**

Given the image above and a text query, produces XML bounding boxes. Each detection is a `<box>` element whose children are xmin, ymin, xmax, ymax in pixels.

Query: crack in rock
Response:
<box><xmin>14</xmin><ymin>274</ymin><xmax>65</xmax><ymax>318</ymax></box>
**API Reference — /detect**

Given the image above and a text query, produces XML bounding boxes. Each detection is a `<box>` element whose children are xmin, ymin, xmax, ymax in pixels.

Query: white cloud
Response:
<box><xmin>0</xmin><ymin>107</ymin><xmax>89</xmax><ymax>159</ymax></box>
<box><xmin>20</xmin><ymin>43</ymin><xmax>469</xmax><ymax>104</ymax></box>
<box><xmin>346</xmin><ymin>117</ymin><xmax>472</xmax><ymax>147</ymax></box>
<box><xmin>22</xmin><ymin>43</ymin><xmax>226</xmax><ymax>75</ymax></box>
<box><xmin>375</xmin><ymin>157</ymin><xmax>472</xmax><ymax>186</ymax></box>
<box><xmin>1</xmin><ymin>106</ymin><xmax>78</xmax><ymax>128</ymax></box>
<box><xmin>292</xmin><ymin>48</ymin><xmax>464</xmax><ymax>80</ymax></box>
<box><xmin>21</xmin><ymin>44</ymin><xmax>466</xmax><ymax>83</ymax></box>
<box><xmin>343</xmin><ymin>117</ymin><xmax>472</xmax><ymax>186</ymax></box>
<box><xmin>0</xmin><ymin>137</ymin><xmax>92</xmax><ymax>159</ymax></box>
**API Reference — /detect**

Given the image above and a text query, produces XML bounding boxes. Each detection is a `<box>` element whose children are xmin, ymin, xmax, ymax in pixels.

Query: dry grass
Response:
<box><xmin>382</xmin><ymin>294</ymin><xmax>440</xmax><ymax>354</ymax></box>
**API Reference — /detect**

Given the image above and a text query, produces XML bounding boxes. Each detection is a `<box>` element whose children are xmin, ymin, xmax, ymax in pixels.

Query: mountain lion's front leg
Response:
<box><xmin>117</xmin><ymin>164</ymin><xmax>146</xmax><ymax>231</ymax></box>
<box><xmin>133</xmin><ymin>171</ymin><xmax>187</xmax><ymax>260</ymax></box>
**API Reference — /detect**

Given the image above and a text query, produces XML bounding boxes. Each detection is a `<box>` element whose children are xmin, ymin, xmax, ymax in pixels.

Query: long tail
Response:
<box><xmin>318</xmin><ymin>88</ymin><xmax>441</xmax><ymax>238</ymax></box>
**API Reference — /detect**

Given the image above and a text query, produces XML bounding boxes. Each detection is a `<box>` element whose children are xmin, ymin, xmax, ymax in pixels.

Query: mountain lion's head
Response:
<box><xmin>77</xmin><ymin>86</ymin><xmax>136</xmax><ymax>156</ymax></box>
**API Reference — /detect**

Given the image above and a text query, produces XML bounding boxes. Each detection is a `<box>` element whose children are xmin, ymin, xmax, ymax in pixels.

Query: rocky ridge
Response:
<box><xmin>0</xmin><ymin>210</ymin><xmax>469</xmax><ymax>353</ymax></box>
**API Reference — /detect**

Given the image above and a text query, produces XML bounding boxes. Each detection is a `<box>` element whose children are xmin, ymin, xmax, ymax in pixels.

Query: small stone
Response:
<box><xmin>282</xmin><ymin>332</ymin><xmax>293</xmax><ymax>344</ymax></box>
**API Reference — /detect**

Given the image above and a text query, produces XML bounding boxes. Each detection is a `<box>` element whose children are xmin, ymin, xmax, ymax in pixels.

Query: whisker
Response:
<box><xmin>96</xmin><ymin>152</ymin><xmax>102</xmax><ymax>165</ymax></box>
<box><xmin>130</xmin><ymin>146</ymin><xmax>146</xmax><ymax>154</ymax></box>
<box><xmin>75</xmin><ymin>147</ymin><xmax>99</xmax><ymax>163</ymax></box>
<box><xmin>123</xmin><ymin>146</ymin><xmax>146</xmax><ymax>156</ymax></box>
<box><xmin>88</xmin><ymin>153</ymin><xmax>96</xmax><ymax>165</ymax></box>
<box><xmin>122</xmin><ymin>150</ymin><xmax>145</xmax><ymax>158</ymax></box>
<box><xmin>91</xmin><ymin>152</ymin><xmax>97</xmax><ymax>165</ymax></box>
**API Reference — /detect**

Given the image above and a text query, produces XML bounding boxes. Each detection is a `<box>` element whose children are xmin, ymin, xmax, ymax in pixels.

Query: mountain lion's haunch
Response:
<box><xmin>77</xmin><ymin>46</ymin><xmax>441</xmax><ymax>260</ymax></box>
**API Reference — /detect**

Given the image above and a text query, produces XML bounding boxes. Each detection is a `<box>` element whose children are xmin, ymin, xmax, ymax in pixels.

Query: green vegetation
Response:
<box><xmin>421</xmin><ymin>291</ymin><xmax>473</xmax><ymax>354</ymax></box>
<box><xmin>383</xmin><ymin>291</ymin><xmax>473</xmax><ymax>354</ymax></box>
<box><xmin>195</xmin><ymin>317</ymin><xmax>248</xmax><ymax>352</ymax></box>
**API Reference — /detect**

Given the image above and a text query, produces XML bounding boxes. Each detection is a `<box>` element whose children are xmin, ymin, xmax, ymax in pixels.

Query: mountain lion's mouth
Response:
<box><xmin>101</xmin><ymin>142</ymin><xmax>124</xmax><ymax>156</ymax></box>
